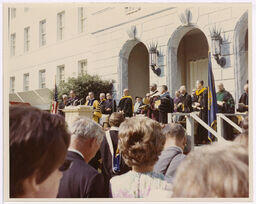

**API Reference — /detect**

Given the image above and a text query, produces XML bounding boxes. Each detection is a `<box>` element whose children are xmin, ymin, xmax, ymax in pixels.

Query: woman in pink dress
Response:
<box><xmin>110</xmin><ymin>116</ymin><xmax>172</xmax><ymax>198</ymax></box>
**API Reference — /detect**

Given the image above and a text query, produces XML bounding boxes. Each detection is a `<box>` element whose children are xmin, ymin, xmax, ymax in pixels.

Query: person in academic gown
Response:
<box><xmin>194</xmin><ymin>80</ymin><xmax>209</xmax><ymax>145</ymax></box>
<box><xmin>118</xmin><ymin>89</ymin><xmax>133</xmax><ymax>117</ymax></box>
<box><xmin>216</xmin><ymin>83</ymin><xmax>235</xmax><ymax>140</ymax></box>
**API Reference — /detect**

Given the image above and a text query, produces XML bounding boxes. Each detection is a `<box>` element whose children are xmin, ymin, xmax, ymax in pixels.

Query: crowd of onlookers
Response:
<box><xmin>10</xmin><ymin>104</ymin><xmax>249</xmax><ymax>198</ymax></box>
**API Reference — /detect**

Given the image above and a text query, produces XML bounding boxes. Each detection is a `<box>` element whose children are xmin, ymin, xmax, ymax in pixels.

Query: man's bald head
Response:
<box><xmin>123</xmin><ymin>89</ymin><xmax>129</xmax><ymax>96</ymax></box>
<box><xmin>179</xmin><ymin>85</ymin><xmax>186</xmax><ymax>94</ymax></box>
<box><xmin>150</xmin><ymin>83</ymin><xmax>157</xmax><ymax>92</ymax></box>
<box><xmin>217</xmin><ymin>83</ymin><xmax>224</xmax><ymax>92</ymax></box>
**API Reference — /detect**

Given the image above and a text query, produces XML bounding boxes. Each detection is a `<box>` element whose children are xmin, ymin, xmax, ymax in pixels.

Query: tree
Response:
<box><xmin>53</xmin><ymin>74</ymin><xmax>114</xmax><ymax>102</ymax></box>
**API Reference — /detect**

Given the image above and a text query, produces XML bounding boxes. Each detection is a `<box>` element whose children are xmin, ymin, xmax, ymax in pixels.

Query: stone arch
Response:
<box><xmin>118</xmin><ymin>39</ymin><xmax>149</xmax><ymax>100</ymax></box>
<box><xmin>233</xmin><ymin>11</ymin><xmax>248</xmax><ymax>104</ymax></box>
<box><xmin>167</xmin><ymin>25</ymin><xmax>210</xmax><ymax>96</ymax></box>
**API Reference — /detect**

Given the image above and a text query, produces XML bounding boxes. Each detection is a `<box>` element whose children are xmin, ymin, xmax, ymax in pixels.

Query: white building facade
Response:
<box><xmin>5</xmin><ymin>3</ymin><xmax>249</xmax><ymax>108</ymax></box>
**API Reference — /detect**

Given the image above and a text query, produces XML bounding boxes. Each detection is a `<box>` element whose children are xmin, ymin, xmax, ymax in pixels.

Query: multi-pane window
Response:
<box><xmin>10</xmin><ymin>33</ymin><xmax>16</xmax><ymax>56</ymax></box>
<box><xmin>57</xmin><ymin>65</ymin><xmax>65</xmax><ymax>83</ymax></box>
<box><xmin>39</xmin><ymin>19</ymin><xmax>46</xmax><ymax>46</ymax></box>
<box><xmin>23</xmin><ymin>73</ymin><xmax>29</xmax><ymax>91</ymax></box>
<box><xmin>57</xmin><ymin>11</ymin><xmax>65</xmax><ymax>40</ymax></box>
<box><xmin>78</xmin><ymin>59</ymin><xmax>87</xmax><ymax>75</ymax></box>
<box><xmin>78</xmin><ymin>7</ymin><xmax>86</xmax><ymax>33</ymax></box>
<box><xmin>10</xmin><ymin>77</ymin><xmax>15</xmax><ymax>93</ymax></box>
<box><xmin>39</xmin><ymin>69</ymin><xmax>46</xmax><ymax>88</ymax></box>
<box><xmin>24</xmin><ymin>27</ymin><xmax>30</xmax><ymax>52</ymax></box>
<box><xmin>11</xmin><ymin>8</ymin><xmax>16</xmax><ymax>19</ymax></box>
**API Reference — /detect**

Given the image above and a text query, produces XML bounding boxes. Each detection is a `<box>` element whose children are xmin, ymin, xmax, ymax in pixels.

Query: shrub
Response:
<box><xmin>52</xmin><ymin>74</ymin><xmax>114</xmax><ymax>101</ymax></box>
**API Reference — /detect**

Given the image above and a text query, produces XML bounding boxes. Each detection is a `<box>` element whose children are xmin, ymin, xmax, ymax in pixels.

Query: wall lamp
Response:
<box><xmin>149</xmin><ymin>42</ymin><xmax>161</xmax><ymax>76</ymax></box>
<box><xmin>210</xmin><ymin>27</ymin><xmax>226</xmax><ymax>67</ymax></box>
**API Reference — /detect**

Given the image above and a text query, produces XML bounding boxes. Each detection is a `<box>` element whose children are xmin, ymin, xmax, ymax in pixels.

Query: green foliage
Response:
<box><xmin>51</xmin><ymin>74</ymin><xmax>114</xmax><ymax>101</ymax></box>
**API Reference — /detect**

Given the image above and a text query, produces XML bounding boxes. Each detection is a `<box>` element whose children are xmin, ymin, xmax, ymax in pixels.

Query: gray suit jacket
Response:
<box><xmin>154</xmin><ymin>146</ymin><xmax>186</xmax><ymax>183</ymax></box>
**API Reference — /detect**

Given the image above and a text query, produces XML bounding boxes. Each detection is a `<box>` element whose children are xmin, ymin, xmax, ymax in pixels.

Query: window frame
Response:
<box><xmin>10</xmin><ymin>76</ymin><xmax>15</xmax><ymax>93</ymax></box>
<box><xmin>39</xmin><ymin>69</ymin><xmax>46</xmax><ymax>89</ymax></box>
<box><xmin>23</xmin><ymin>73</ymin><xmax>29</xmax><ymax>91</ymax></box>
<box><xmin>24</xmin><ymin>26</ymin><xmax>30</xmax><ymax>52</ymax></box>
<box><xmin>39</xmin><ymin>19</ymin><xmax>46</xmax><ymax>47</ymax></box>
<box><xmin>10</xmin><ymin>33</ymin><xmax>16</xmax><ymax>57</ymax></box>
<box><xmin>57</xmin><ymin>11</ymin><xmax>65</xmax><ymax>40</ymax></box>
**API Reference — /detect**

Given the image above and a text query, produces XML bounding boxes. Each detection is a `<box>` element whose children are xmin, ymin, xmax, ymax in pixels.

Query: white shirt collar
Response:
<box><xmin>68</xmin><ymin>148</ymin><xmax>84</xmax><ymax>160</ymax></box>
<box><xmin>110</xmin><ymin>126</ymin><xmax>119</xmax><ymax>131</ymax></box>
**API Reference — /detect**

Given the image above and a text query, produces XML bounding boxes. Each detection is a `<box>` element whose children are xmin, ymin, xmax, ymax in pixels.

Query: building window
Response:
<box><xmin>57</xmin><ymin>11</ymin><xmax>65</xmax><ymax>40</ymax></box>
<box><xmin>78</xmin><ymin>7</ymin><xmax>86</xmax><ymax>33</ymax></box>
<box><xmin>24</xmin><ymin>7</ymin><xmax>29</xmax><ymax>12</ymax></box>
<box><xmin>11</xmin><ymin>8</ymin><xmax>16</xmax><ymax>19</ymax></box>
<box><xmin>23</xmin><ymin>73</ymin><xmax>29</xmax><ymax>91</ymax></box>
<box><xmin>24</xmin><ymin>27</ymin><xmax>30</xmax><ymax>52</ymax></box>
<box><xmin>10</xmin><ymin>77</ymin><xmax>15</xmax><ymax>93</ymax></box>
<box><xmin>39</xmin><ymin>19</ymin><xmax>46</xmax><ymax>46</ymax></box>
<box><xmin>39</xmin><ymin>69</ymin><xmax>46</xmax><ymax>88</ymax></box>
<box><xmin>57</xmin><ymin>65</ymin><xmax>65</xmax><ymax>83</ymax></box>
<box><xmin>10</xmin><ymin>33</ymin><xmax>16</xmax><ymax>57</ymax></box>
<box><xmin>78</xmin><ymin>59</ymin><xmax>87</xmax><ymax>75</ymax></box>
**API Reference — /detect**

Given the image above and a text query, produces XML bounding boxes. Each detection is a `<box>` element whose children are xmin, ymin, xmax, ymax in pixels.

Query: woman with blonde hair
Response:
<box><xmin>110</xmin><ymin>116</ymin><xmax>172</xmax><ymax>198</ymax></box>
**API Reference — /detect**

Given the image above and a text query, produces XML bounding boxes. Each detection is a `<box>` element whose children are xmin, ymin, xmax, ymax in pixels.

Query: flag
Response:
<box><xmin>207</xmin><ymin>52</ymin><xmax>218</xmax><ymax>142</ymax></box>
<box><xmin>50</xmin><ymin>82</ymin><xmax>59</xmax><ymax>114</ymax></box>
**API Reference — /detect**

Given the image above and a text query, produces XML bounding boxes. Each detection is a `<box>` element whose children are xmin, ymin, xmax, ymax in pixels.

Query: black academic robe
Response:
<box><xmin>147</xmin><ymin>91</ymin><xmax>160</xmax><ymax>122</ymax></box>
<box><xmin>101</xmin><ymin>99</ymin><xmax>117</xmax><ymax>114</ymax></box>
<box><xmin>238</xmin><ymin>92</ymin><xmax>248</xmax><ymax>112</ymax></box>
<box><xmin>196</xmin><ymin>88</ymin><xmax>209</xmax><ymax>144</ymax></box>
<box><xmin>179</xmin><ymin>92</ymin><xmax>193</xmax><ymax>113</ymax></box>
<box><xmin>158</xmin><ymin>92</ymin><xmax>173</xmax><ymax>124</ymax></box>
<box><xmin>118</xmin><ymin>96</ymin><xmax>133</xmax><ymax>117</ymax></box>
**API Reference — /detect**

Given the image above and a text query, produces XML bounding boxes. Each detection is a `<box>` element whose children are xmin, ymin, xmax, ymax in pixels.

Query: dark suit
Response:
<box><xmin>100</xmin><ymin>129</ymin><xmax>131</xmax><ymax>195</ymax></box>
<box><xmin>57</xmin><ymin>151</ymin><xmax>109</xmax><ymax>198</ymax></box>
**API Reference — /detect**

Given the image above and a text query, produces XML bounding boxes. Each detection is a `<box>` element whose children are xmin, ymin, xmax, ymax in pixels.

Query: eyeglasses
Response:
<box><xmin>59</xmin><ymin>159</ymin><xmax>72</xmax><ymax>172</ymax></box>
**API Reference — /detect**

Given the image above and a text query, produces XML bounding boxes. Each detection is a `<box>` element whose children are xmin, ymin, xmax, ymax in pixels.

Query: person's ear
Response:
<box><xmin>22</xmin><ymin>174</ymin><xmax>40</xmax><ymax>196</ymax></box>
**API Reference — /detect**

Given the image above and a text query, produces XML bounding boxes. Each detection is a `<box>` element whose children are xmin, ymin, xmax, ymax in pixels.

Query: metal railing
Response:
<box><xmin>168</xmin><ymin>112</ymin><xmax>248</xmax><ymax>150</ymax></box>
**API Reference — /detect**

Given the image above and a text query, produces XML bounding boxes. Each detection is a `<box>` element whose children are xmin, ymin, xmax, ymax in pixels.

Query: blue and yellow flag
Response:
<box><xmin>207</xmin><ymin>52</ymin><xmax>218</xmax><ymax>142</ymax></box>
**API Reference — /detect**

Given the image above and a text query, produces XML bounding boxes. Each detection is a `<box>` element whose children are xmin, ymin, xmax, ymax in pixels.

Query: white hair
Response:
<box><xmin>71</xmin><ymin>117</ymin><xmax>104</xmax><ymax>144</ymax></box>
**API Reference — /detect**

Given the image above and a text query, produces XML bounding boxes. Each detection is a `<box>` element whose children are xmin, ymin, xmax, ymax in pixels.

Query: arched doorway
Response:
<box><xmin>118</xmin><ymin>40</ymin><xmax>149</xmax><ymax>100</ymax></box>
<box><xmin>167</xmin><ymin>26</ymin><xmax>209</xmax><ymax>96</ymax></box>
<box><xmin>128</xmin><ymin>42</ymin><xmax>149</xmax><ymax>99</ymax></box>
<box><xmin>234</xmin><ymin>11</ymin><xmax>248</xmax><ymax>103</ymax></box>
<box><xmin>178</xmin><ymin>28</ymin><xmax>209</xmax><ymax>93</ymax></box>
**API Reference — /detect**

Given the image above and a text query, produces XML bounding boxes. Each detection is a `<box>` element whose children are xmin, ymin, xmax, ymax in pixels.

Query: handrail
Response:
<box><xmin>190</xmin><ymin>112</ymin><xmax>220</xmax><ymax>139</ymax></box>
<box><xmin>217</xmin><ymin>113</ymin><xmax>243</xmax><ymax>133</ymax></box>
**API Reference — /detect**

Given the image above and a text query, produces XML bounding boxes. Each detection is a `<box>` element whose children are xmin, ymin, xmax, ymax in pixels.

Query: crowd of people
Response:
<box><xmin>10</xmin><ymin>103</ymin><xmax>249</xmax><ymax>198</ymax></box>
<box><xmin>58</xmin><ymin>79</ymin><xmax>248</xmax><ymax>145</ymax></box>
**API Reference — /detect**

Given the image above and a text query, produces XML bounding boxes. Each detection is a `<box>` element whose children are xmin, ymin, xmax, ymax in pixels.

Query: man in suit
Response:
<box><xmin>66</xmin><ymin>90</ymin><xmax>79</xmax><ymax>106</ymax></box>
<box><xmin>154</xmin><ymin>123</ymin><xmax>187</xmax><ymax>183</ymax></box>
<box><xmin>57</xmin><ymin>117</ymin><xmax>109</xmax><ymax>198</ymax></box>
<box><xmin>100</xmin><ymin>112</ymin><xmax>131</xmax><ymax>195</ymax></box>
<box><xmin>118</xmin><ymin>89</ymin><xmax>133</xmax><ymax>117</ymax></box>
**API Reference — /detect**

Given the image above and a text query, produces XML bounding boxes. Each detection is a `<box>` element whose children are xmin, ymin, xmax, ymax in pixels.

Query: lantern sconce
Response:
<box><xmin>149</xmin><ymin>42</ymin><xmax>161</xmax><ymax>76</ymax></box>
<box><xmin>210</xmin><ymin>27</ymin><xmax>226</xmax><ymax>67</ymax></box>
